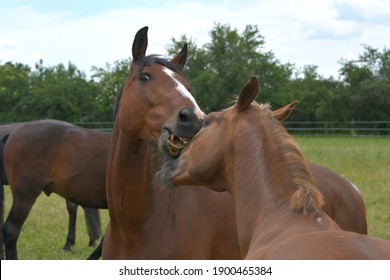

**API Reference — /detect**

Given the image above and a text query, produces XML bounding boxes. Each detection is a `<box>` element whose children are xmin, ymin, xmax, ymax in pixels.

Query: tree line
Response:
<box><xmin>1</xmin><ymin>23</ymin><xmax>389</xmax><ymax>130</ymax></box>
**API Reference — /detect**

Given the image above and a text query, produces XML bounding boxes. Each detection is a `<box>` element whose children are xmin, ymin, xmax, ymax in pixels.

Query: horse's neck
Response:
<box><xmin>229</xmin><ymin>120</ymin><xmax>328</xmax><ymax>257</ymax></box>
<box><xmin>230</xmin><ymin>136</ymin><xmax>292</xmax><ymax>256</ymax></box>
<box><xmin>106</xmin><ymin>125</ymin><xmax>160</xmax><ymax>225</ymax></box>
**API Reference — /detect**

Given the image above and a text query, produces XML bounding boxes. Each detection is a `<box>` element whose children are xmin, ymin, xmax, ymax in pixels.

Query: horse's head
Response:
<box><xmin>116</xmin><ymin>26</ymin><xmax>204</xmax><ymax>143</ymax></box>
<box><xmin>157</xmin><ymin>77</ymin><xmax>298</xmax><ymax>191</ymax></box>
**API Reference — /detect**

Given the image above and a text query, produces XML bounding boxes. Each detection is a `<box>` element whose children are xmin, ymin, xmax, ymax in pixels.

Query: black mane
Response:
<box><xmin>112</xmin><ymin>86</ymin><xmax>123</xmax><ymax>121</ymax></box>
<box><xmin>136</xmin><ymin>54</ymin><xmax>184</xmax><ymax>76</ymax></box>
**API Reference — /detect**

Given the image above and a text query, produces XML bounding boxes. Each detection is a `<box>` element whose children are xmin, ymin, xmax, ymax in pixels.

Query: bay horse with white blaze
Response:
<box><xmin>158</xmin><ymin>77</ymin><xmax>390</xmax><ymax>259</ymax></box>
<box><xmin>102</xmin><ymin>26</ymin><xmax>241</xmax><ymax>259</ymax></box>
<box><xmin>0</xmin><ymin>120</ymin><xmax>108</xmax><ymax>259</ymax></box>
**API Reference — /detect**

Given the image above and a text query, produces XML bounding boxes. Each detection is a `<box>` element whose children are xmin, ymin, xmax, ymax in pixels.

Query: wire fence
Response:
<box><xmin>283</xmin><ymin>121</ymin><xmax>390</xmax><ymax>136</ymax></box>
<box><xmin>2</xmin><ymin>121</ymin><xmax>390</xmax><ymax>136</ymax></box>
<box><xmin>73</xmin><ymin>121</ymin><xmax>390</xmax><ymax>137</ymax></box>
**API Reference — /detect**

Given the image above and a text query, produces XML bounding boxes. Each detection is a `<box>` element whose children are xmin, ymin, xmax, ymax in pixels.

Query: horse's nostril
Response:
<box><xmin>174</xmin><ymin>108</ymin><xmax>203</xmax><ymax>138</ymax></box>
<box><xmin>179</xmin><ymin>114</ymin><xmax>189</xmax><ymax>123</ymax></box>
<box><xmin>179</xmin><ymin>108</ymin><xmax>190</xmax><ymax>123</ymax></box>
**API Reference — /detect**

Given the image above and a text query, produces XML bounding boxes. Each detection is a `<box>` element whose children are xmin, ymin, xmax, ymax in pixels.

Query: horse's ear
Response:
<box><xmin>132</xmin><ymin>26</ymin><xmax>149</xmax><ymax>62</ymax></box>
<box><xmin>170</xmin><ymin>44</ymin><xmax>187</xmax><ymax>71</ymax></box>
<box><xmin>236</xmin><ymin>76</ymin><xmax>259</xmax><ymax>112</ymax></box>
<box><xmin>273</xmin><ymin>101</ymin><xmax>299</xmax><ymax>121</ymax></box>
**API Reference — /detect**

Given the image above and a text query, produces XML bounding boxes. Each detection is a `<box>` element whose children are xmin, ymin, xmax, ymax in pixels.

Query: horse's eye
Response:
<box><xmin>139</xmin><ymin>73</ymin><xmax>151</xmax><ymax>82</ymax></box>
<box><xmin>203</xmin><ymin>119</ymin><xmax>210</xmax><ymax>127</ymax></box>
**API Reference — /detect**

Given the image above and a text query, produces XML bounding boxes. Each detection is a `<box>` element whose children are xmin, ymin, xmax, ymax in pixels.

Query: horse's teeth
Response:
<box><xmin>179</xmin><ymin>137</ymin><xmax>189</xmax><ymax>145</ymax></box>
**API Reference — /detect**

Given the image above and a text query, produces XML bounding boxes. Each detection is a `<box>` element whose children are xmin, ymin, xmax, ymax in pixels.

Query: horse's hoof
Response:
<box><xmin>62</xmin><ymin>248</ymin><xmax>72</xmax><ymax>253</ymax></box>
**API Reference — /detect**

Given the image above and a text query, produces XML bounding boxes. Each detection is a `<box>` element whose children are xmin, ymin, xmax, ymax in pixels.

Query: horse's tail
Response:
<box><xmin>84</xmin><ymin>207</ymin><xmax>102</xmax><ymax>247</ymax></box>
<box><xmin>0</xmin><ymin>134</ymin><xmax>9</xmax><ymax>260</ymax></box>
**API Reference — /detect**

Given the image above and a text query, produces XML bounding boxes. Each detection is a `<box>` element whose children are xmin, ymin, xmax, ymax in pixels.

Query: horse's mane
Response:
<box><xmin>136</xmin><ymin>55</ymin><xmax>184</xmax><ymax>77</ymax></box>
<box><xmin>261</xmin><ymin>104</ymin><xmax>325</xmax><ymax>216</ymax></box>
<box><xmin>112</xmin><ymin>86</ymin><xmax>123</xmax><ymax>121</ymax></box>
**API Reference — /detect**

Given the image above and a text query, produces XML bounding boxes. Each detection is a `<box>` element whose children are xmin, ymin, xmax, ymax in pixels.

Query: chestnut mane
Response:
<box><xmin>258</xmin><ymin>103</ymin><xmax>325</xmax><ymax>216</ymax></box>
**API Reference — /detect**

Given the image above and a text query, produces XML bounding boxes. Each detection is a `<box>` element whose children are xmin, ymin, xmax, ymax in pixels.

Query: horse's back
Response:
<box><xmin>256</xmin><ymin>230</ymin><xmax>390</xmax><ymax>260</ymax></box>
<box><xmin>309</xmin><ymin>163</ymin><xmax>367</xmax><ymax>234</ymax></box>
<box><xmin>0</xmin><ymin>123</ymin><xmax>24</xmax><ymax>137</ymax></box>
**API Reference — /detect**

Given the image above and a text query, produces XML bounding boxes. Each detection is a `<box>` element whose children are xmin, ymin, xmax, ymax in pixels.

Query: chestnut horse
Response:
<box><xmin>0</xmin><ymin>120</ymin><xmax>109</xmax><ymax>259</ymax></box>
<box><xmin>158</xmin><ymin>77</ymin><xmax>390</xmax><ymax>259</ymax></box>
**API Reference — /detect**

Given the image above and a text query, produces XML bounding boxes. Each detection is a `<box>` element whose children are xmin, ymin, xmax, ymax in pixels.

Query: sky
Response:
<box><xmin>1</xmin><ymin>0</ymin><xmax>389</xmax><ymax>79</ymax></box>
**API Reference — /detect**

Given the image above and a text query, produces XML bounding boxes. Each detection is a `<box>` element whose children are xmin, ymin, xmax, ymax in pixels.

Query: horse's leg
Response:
<box><xmin>87</xmin><ymin>235</ymin><xmax>103</xmax><ymax>260</ymax></box>
<box><xmin>0</xmin><ymin>160</ymin><xmax>4</xmax><ymax>260</ymax></box>
<box><xmin>3</xmin><ymin>194</ymin><xmax>37</xmax><ymax>260</ymax></box>
<box><xmin>83</xmin><ymin>207</ymin><xmax>101</xmax><ymax>247</ymax></box>
<box><xmin>63</xmin><ymin>199</ymin><xmax>77</xmax><ymax>252</ymax></box>
<box><xmin>0</xmin><ymin>135</ymin><xmax>9</xmax><ymax>260</ymax></box>
<box><xmin>0</xmin><ymin>183</ymin><xmax>3</xmax><ymax>260</ymax></box>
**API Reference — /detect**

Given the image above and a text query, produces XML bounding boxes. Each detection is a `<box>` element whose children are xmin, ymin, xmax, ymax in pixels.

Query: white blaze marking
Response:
<box><xmin>163</xmin><ymin>67</ymin><xmax>204</xmax><ymax>118</ymax></box>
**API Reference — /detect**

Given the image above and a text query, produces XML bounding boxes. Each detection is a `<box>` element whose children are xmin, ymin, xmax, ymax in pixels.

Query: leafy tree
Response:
<box><xmin>1</xmin><ymin>27</ymin><xmax>388</xmax><ymax>130</ymax></box>
<box><xmin>168</xmin><ymin>23</ymin><xmax>292</xmax><ymax>113</ymax></box>
<box><xmin>0</xmin><ymin>62</ymin><xmax>31</xmax><ymax>121</ymax></box>
<box><xmin>25</xmin><ymin>60</ymin><xmax>96</xmax><ymax>122</ymax></box>
<box><xmin>90</xmin><ymin>58</ymin><xmax>130</xmax><ymax>121</ymax></box>
<box><xmin>339</xmin><ymin>45</ymin><xmax>390</xmax><ymax>121</ymax></box>
<box><xmin>282</xmin><ymin>65</ymin><xmax>350</xmax><ymax>122</ymax></box>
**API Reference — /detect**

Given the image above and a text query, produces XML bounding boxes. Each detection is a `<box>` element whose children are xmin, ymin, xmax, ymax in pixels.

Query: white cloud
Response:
<box><xmin>0</xmin><ymin>0</ymin><xmax>389</xmax><ymax>78</ymax></box>
<box><xmin>0</xmin><ymin>37</ymin><xmax>17</xmax><ymax>49</ymax></box>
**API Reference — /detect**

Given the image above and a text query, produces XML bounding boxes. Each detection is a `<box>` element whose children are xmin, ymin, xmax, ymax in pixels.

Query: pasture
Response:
<box><xmin>296</xmin><ymin>136</ymin><xmax>390</xmax><ymax>240</ymax></box>
<box><xmin>2</xmin><ymin>190</ymin><xmax>109</xmax><ymax>260</ymax></box>
<box><xmin>3</xmin><ymin>136</ymin><xmax>389</xmax><ymax>259</ymax></box>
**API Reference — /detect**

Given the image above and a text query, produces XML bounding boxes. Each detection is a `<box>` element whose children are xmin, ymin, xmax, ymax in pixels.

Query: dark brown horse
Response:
<box><xmin>158</xmin><ymin>77</ymin><xmax>390</xmax><ymax>259</ymax></box>
<box><xmin>1</xmin><ymin>123</ymin><xmax>101</xmax><ymax>260</ymax></box>
<box><xmin>0</xmin><ymin>120</ymin><xmax>109</xmax><ymax>259</ymax></box>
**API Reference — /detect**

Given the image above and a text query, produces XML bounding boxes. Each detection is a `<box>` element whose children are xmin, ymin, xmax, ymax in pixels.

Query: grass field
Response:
<box><xmin>2</xmin><ymin>189</ymin><xmax>109</xmax><ymax>260</ymax></box>
<box><xmin>295</xmin><ymin>136</ymin><xmax>390</xmax><ymax>241</ymax></box>
<box><xmin>2</xmin><ymin>136</ymin><xmax>390</xmax><ymax>259</ymax></box>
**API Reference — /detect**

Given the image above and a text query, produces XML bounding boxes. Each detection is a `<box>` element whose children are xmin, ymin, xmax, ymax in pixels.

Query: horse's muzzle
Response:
<box><xmin>158</xmin><ymin>127</ymin><xmax>189</xmax><ymax>158</ymax></box>
<box><xmin>159</xmin><ymin>107</ymin><xmax>203</xmax><ymax>158</ymax></box>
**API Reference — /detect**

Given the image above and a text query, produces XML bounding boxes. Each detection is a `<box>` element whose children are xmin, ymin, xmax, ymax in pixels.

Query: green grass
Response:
<box><xmin>2</xmin><ymin>137</ymin><xmax>389</xmax><ymax>259</ymax></box>
<box><xmin>295</xmin><ymin>136</ymin><xmax>390</xmax><ymax>240</ymax></box>
<box><xmin>3</xmin><ymin>190</ymin><xmax>109</xmax><ymax>260</ymax></box>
